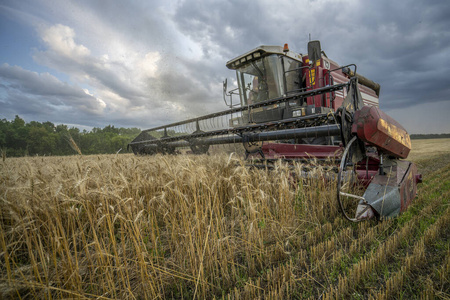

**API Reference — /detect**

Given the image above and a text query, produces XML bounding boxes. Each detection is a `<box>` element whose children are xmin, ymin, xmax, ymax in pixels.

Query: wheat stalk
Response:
<box><xmin>66</xmin><ymin>133</ymin><xmax>82</xmax><ymax>155</ymax></box>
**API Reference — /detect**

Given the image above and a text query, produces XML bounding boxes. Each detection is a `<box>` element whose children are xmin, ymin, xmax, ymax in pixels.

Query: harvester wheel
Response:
<box><xmin>189</xmin><ymin>140</ymin><xmax>209</xmax><ymax>154</ymax></box>
<box><xmin>189</xmin><ymin>130</ymin><xmax>209</xmax><ymax>154</ymax></box>
<box><xmin>336</xmin><ymin>136</ymin><xmax>366</xmax><ymax>222</ymax></box>
<box><xmin>243</xmin><ymin>139</ymin><xmax>263</xmax><ymax>153</ymax></box>
<box><xmin>130</xmin><ymin>132</ymin><xmax>157</xmax><ymax>155</ymax></box>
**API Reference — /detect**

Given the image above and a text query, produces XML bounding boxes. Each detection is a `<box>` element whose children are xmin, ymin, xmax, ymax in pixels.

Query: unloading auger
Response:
<box><xmin>128</xmin><ymin>41</ymin><xmax>422</xmax><ymax>221</ymax></box>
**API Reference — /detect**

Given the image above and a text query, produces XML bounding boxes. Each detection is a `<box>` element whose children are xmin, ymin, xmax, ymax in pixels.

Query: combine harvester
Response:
<box><xmin>129</xmin><ymin>41</ymin><xmax>422</xmax><ymax>222</ymax></box>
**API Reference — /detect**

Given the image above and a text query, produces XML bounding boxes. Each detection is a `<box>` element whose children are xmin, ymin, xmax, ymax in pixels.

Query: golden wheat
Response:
<box><xmin>0</xmin><ymin>150</ymin><xmax>449</xmax><ymax>299</ymax></box>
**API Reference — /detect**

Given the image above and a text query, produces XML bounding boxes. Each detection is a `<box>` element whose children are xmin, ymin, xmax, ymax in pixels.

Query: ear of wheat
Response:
<box><xmin>67</xmin><ymin>133</ymin><xmax>82</xmax><ymax>155</ymax></box>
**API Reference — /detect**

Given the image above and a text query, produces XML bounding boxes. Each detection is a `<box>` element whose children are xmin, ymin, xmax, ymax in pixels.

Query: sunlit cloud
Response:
<box><xmin>39</xmin><ymin>24</ymin><xmax>91</xmax><ymax>59</ymax></box>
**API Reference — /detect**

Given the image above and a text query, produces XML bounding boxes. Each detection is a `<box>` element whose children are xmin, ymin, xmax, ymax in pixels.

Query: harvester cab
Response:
<box><xmin>128</xmin><ymin>40</ymin><xmax>421</xmax><ymax>222</ymax></box>
<box><xmin>225</xmin><ymin>41</ymin><xmax>335</xmax><ymax>127</ymax></box>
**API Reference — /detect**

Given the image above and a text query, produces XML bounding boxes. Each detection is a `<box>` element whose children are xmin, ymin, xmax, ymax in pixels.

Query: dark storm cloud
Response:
<box><xmin>173</xmin><ymin>0</ymin><xmax>450</xmax><ymax>113</ymax></box>
<box><xmin>153</xmin><ymin>68</ymin><xmax>223</xmax><ymax>119</ymax></box>
<box><xmin>0</xmin><ymin>64</ymin><xmax>104</xmax><ymax>121</ymax></box>
<box><xmin>173</xmin><ymin>0</ymin><xmax>276</xmax><ymax>58</ymax></box>
<box><xmin>73</xmin><ymin>0</ymin><xmax>175</xmax><ymax>51</ymax></box>
<box><xmin>0</xmin><ymin>64</ymin><xmax>98</xmax><ymax>108</ymax></box>
<box><xmin>312</xmin><ymin>0</ymin><xmax>450</xmax><ymax>110</ymax></box>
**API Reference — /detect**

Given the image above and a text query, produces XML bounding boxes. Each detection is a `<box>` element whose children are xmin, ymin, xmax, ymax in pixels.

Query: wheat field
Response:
<box><xmin>0</xmin><ymin>140</ymin><xmax>449</xmax><ymax>299</ymax></box>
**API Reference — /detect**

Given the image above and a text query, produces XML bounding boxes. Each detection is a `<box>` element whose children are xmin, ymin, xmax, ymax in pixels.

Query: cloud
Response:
<box><xmin>0</xmin><ymin>0</ymin><xmax>449</xmax><ymax>134</ymax></box>
<box><xmin>0</xmin><ymin>63</ymin><xmax>105</xmax><ymax>118</ymax></box>
<box><xmin>139</xmin><ymin>52</ymin><xmax>161</xmax><ymax>79</ymax></box>
<box><xmin>31</xmin><ymin>24</ymin><xmax>165</xmax><ymax>120</ymax></box>
<box><xmin>172</xmin><ymin>0</ymin><xmax>450</xmax><ymax>112</ymax></box>
<box><xmin>33</xmin><ymin>24</ymin><xmax>145</xmax><ymax>99</ymax></box>
<box><xmin>39</xmin><ymin>24</ymin><xmax>90</xmax><ymax>59</ymax></box>
<box><xmin>23</xmin><ymin>21</ymin><xmax>225</xmax><ymax>127</ymax></box>
<box><xmin>388</xmin><ymin>99</ymin><xmax>450</xmax><ymax>134</ymax></box>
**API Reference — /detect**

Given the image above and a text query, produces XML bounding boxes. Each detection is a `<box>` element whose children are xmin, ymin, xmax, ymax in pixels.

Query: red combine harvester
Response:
<box><xmin>129</xmin><ymin>41</ymin><xmax>422</xmax><ymax>222</ymax></box>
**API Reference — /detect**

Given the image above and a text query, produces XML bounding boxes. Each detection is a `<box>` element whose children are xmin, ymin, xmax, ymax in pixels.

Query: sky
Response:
<box><xmin>1</xmin><ymin>0</ymin><xmax>449</xmax><ymax>134</ymax></box>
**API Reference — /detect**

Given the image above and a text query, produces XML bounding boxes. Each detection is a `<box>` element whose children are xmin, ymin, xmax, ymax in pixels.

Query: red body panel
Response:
<box><xmin>303</xmin><ymin>57</ymin><xmax>327</xmax><ymax>108</ymax></box>
<box><xmin>352</xmin><ymin>106</ymin><xmax>411</xmax><ymax>159</ymax></box>
<box><xmin>300</xmin><ymin>56</ymin><xmax>380</xmax><ymax>112</ymax></box>
<box><xmin>399</xmin><ymin>162</ymin><xmax>421</xmax><ymax>212</ymax></box>
<box><xmin>322</xmin><ymin>69</ymin><xmax>332</xmax><ymax>108</ymax></box>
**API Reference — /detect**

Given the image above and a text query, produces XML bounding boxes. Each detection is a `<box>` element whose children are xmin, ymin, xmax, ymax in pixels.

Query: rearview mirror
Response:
<box><xmin>308</xmin><ymin>40</ymin><xmax>321</xmax><ymax>64</ymax></box>
<box><xmin>223</xmin><ymin>78</ymin><xmax>228</xmax><ymax>94</ymax></box>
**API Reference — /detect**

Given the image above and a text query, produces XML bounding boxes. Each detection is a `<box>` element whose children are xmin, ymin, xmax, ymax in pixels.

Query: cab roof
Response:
<box><xmin>226</xmin><ymin>45</ymin><xmax>303</xmax><ymax>70</ymax></box>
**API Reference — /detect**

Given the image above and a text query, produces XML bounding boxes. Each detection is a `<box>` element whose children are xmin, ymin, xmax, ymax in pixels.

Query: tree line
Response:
<box><xmin>0</xmin><ymin>115</ymin><xmax>141</xmax><ymax>157</ymax></box>
<box><xmin>2</xmin><ymin>115</ymin><xmax>448</xmax><ymax>158</ymax></box>
<box><xmin>410</xmin><ymin>133</ymin><xmax>450</xmax><ymax>140</ymax></box>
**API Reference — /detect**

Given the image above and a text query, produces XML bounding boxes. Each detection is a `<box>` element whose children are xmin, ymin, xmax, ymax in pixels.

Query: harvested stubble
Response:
<box><xmin>369</xmin><ymin>205</ymin><xmax>450</xmax><ymax>300</ymax></box>
<box><xmin>0</xmin><ymin>152</ymin><xmax>449</xmax><ymax>299</ymax></box>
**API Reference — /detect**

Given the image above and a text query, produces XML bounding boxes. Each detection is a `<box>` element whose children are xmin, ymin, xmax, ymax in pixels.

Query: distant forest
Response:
<box><xmin>1</xmin><ymin>115</ymin><xmax>449</xmax><ymax>157</ymax></box>
<box><xmin>410</xmin><ymin>133</ymin><xmax>450</xmax><ymax>140</ymax></box>
<box><xmin>0</xmin><ymin>116</ymin><xmax>141</xmax><ymax>157</ymax></box>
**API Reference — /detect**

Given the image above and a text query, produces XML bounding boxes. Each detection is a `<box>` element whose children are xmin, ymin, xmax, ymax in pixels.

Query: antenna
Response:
<box><xmin>309</xmin><ymin>33</ymin><xmax>311</xmax><ymax>41</ymax></box>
